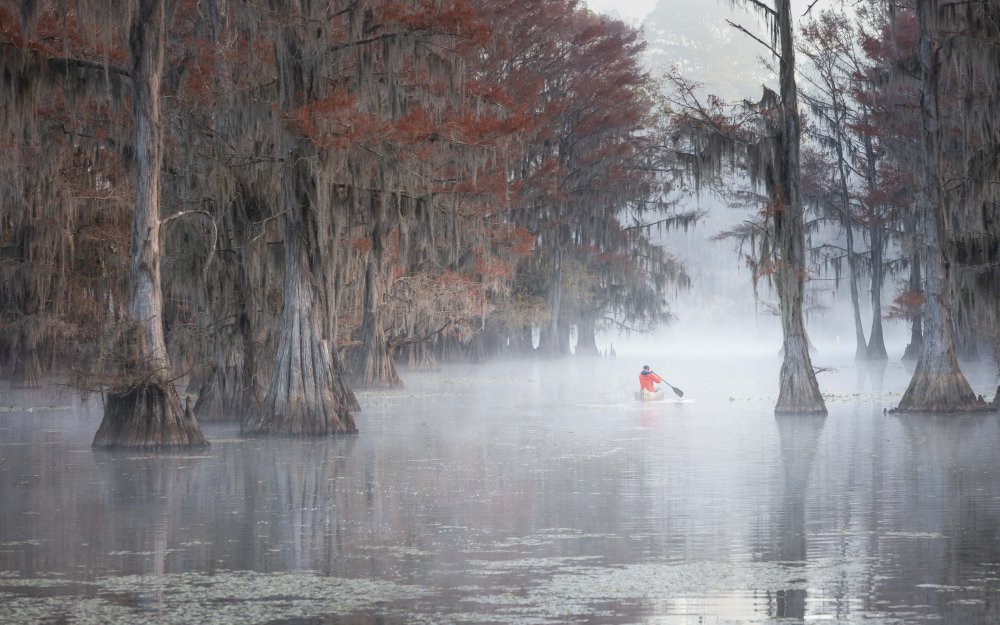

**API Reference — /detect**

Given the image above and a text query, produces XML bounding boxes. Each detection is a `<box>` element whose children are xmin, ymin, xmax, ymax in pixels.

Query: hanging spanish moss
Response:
<box><xmin>892</xmin><ymin>0</ymin><xmax>999</xmax><ymax>413</ymax></box>
<box><xmin>667</xmin><ymin>0</ymin><xmax>826</xmax><ymax>415</ymax></box>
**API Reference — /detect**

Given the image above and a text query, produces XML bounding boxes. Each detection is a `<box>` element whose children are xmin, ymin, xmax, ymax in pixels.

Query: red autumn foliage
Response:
<box><xmin>887</xmin><ymin>290</ymin><xmax>926</xmax><ymax>320</ymax></box>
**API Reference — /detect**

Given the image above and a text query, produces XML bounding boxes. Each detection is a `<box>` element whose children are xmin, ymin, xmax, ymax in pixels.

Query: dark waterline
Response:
<box><xmin>2</xmin><ymin>356</ymin><xmax>1000</xmax><ymax>624</ymax></box>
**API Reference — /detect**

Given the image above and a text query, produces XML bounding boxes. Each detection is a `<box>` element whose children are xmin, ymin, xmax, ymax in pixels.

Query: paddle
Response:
<box><xmin>652</xmin><ymin>372</ymin><xmax>683</xmax><ymax>398</ymax></box>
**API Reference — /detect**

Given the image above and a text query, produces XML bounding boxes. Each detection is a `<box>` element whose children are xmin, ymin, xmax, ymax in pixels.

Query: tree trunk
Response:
<box><xmin>194</xmin><ymin>311</ymin><xmax>261</xmax><ymax>423</ymax></box>
<box><xmin>773</xmin><ymin>0</ymin><xmax>826</xmax><ymax>415</ymax></box>
<box><xmin>196</xmin><ymin>187</ymin><xmax>268</xmax><ymax>422</ymax></box>
<box><xmin>465</xmin><ymin>322</ymin><xmax>500</xmax><ymax>363</ymax></box>
<box><xmin>539</xmin><ymin>236</ymin><xmax>569</xmax><ymax>358</ymax></box>
<box><xmin>903</xmin><ymin>248</ymin><xmax>924</xmax><ymax>361</ymax></box>
<box><xmin>574</xmin><ymin>314</ymin><xmax>600</xmax><ymax>357</ymax></box>
<box><xmin>243</xmin><ymin>206</ymin><xmax>358</xmax><ymax>435</ymax></box>
<box><xmin>347</xmin><ymin>224</ymin><xmax>401</xmax><ymax>388</ymax></box>
<box><xmin>507</xmin><ymin>324</ymin><xmax>535</xmax><ymax>357</ymax></box>
<box><xmin>860</xmin><ymin>125</ymin><xmax>888</xmax><ymax>361</ymax></box>
<box><xmin>832</xmin><ymin>93</ymin><xmax>868</xmax><ymax>361</ymax></box>
<box><xmin>93</xmin><ymin>0</ymin><xmax>206</xmax><ymax>449</ymax></box>
<box><xmin>435</xmin><ymin>334</ymin><xmax>467</xmax><ymax>363</ymax></box>
<box><xmin>10</xmin><ymin>322</ymin><xmax>43</xmax><ymax>389</ymax></box>
<box><xmin>865</xmin><ymin>227</ymin><xmax>889</xmax><ymax>360</ymax></box>
<box><xmin>400</xmin><ymin>340</ymin><xmax>439</xmax><ymax>371</ymax></box>
<box><xmin>894</xmin><ymin>3</ymin><xmax>983</xmax><ymax>413</ymax></box>
<box><xmin>242</xmin><ymin>20</ymin><xmax>358</xmax><ymax>435</ymax></box>
<box><xmin>839</xmin><ymin>180</ymin><xmax>867</xmax><ymax>361</ymax></box>
<box><xmin>537</xmin><ymin>318</ymin><xmax>570</xmax><ymax>358</ymax></box>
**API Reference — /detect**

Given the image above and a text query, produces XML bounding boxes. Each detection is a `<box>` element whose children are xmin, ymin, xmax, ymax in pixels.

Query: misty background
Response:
<box><xmin>581</xmin><ymin>0</ymin><xmax>915</xmax><ymax>364</ymax></box>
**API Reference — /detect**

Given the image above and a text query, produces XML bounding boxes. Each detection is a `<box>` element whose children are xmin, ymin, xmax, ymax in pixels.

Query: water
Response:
<box><xmin>2</xmin><ymin>356</ymin><xmax>1000</xmax><ymax>624</ymax></box>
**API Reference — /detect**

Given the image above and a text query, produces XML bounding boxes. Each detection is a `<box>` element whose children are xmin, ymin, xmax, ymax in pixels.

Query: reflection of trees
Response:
<box><xmin>95</xmin><ymin>452</ymin><xmax>204</xmax><ymax>573</ymax></box>
<box><xmin>762</xmin><ymin>414</ymin><xmax>825</xmax><ymax>620</ymax></box>
<box><xmin>856</xmin><ymin>361</ymin><xmax>887</xmax><ymax>394</ymax></box>
<box><xmin>893</xmin><ymin>415</ymin><xmax>1000</xmax><ymax>623</ymax></box>
<box><xmin>238</xmin><ymin>437</ymin><xmax>357</xmax><ymax>573</ymax></box>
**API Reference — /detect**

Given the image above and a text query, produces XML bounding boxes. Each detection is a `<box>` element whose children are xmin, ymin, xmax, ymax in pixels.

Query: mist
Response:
<box><xmin>5</xmin><ymin>353</ymin><xmax>1000</xmax><ymax>623</ymax></box>
<box><xmin>3</xmin><ymin>0</ymin><xmax>1000</xmax><ymax>623</ymax></box>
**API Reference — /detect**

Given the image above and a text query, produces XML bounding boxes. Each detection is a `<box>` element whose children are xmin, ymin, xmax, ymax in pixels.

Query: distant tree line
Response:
<box><xmin>0</xmin><ymin>0</ymin><xmax>692</xmax><ymax>446</ymax></box>
<box><xmin>666</xmin><ymin>0</ymin><xmax>999</xmax><ymax>414</ymax></box>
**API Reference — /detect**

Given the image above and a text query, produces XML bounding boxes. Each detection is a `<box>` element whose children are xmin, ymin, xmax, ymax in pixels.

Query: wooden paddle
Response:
<box><xmin>653</xmin><ymin>372</ymin><xmax>683</xmax><ymax>398</ymax></box>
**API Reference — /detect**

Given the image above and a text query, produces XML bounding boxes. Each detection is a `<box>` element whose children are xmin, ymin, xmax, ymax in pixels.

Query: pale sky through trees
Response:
<box><xmin>587</xmin><ymin>0</ymin><xmax>813</xmax><ymax>29</ymax></box>
<box><xmin>584</xmin><ymin>0</ymin><xmax>657</xmax><ymax>24</ymax></box>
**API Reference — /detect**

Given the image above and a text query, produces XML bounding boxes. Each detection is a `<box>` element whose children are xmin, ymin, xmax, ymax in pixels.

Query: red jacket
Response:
<box><xmin>639</xmin><ymin>371</ymin><xmax>662</xmax><ymax>392</ymax></box>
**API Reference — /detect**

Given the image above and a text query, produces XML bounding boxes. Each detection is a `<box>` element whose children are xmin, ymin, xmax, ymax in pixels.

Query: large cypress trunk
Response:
<box><xmin>243</xmin><ymin>204</ymin><xmax>358</xmax><ymax>435</ymax></box>
<box><xmin>894</xmin><ymin>3</ymin><xmax>983</xmax><ymax>414</ymax></box>
<box><xmin>241</xmin><ymin>19</ymin><xmax>358</xmax><ymax>435</ymax></box>
<box><xmin>93</xmin><ymin>0</ymin><xmax>206</xmax><ymax>449</ymax></box>
<box><xmin>773</xmin><ymin>0</ymin><xmax>825</xmax><ymax>415</ymax></box>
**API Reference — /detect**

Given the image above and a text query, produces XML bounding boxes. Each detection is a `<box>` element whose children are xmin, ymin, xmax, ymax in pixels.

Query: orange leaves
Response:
<box><xmin>390</xmin><ymin>107</ymin><xmax>439</xmax><ymax>146</ymax></box>
<box><xmin>505</xmin><ymin>226</ymin><xmax>535</xmax><ymax>257</ymax></box>
<box><xmin>475</xmin><ymin>256</ymin><xmax>513</xmax><ymax>280</ymax></box>
<box><xmin>379</xmin><ymin>0</ymin><xmax>486</xmax><ymax>41</ymax></box>
<box><xmin>286</xmin><ymin>90</ymin><xmax>360</xmax><ymax>148</ymax></box>
<box><xmin>887</xmin><ymin>290</ymin><xmax>926</xmax><ymax>320</ymax></box>
<box><xmin>178</xmin><ymin>40</ymin><xmax>220</xmax><ymax>107</ymax></box>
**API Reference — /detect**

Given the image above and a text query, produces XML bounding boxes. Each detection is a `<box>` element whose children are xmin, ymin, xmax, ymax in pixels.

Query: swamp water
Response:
<box><xmin>2</xmin><ymin>356</ymin><xmax>1000</xmax><ymax>624</ymax></box>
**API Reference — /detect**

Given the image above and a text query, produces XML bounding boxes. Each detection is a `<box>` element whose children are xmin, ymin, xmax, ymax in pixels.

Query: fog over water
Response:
<box><xmin>3</xmin><ymin>350</ymin><xmax>1000</xmax><ymax>624</ymax></box>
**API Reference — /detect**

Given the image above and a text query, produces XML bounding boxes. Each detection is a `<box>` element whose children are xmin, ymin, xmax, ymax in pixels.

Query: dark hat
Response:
<box><xmin>642</xmin><ymin>365</ymin><xmax>650</xmax><ymax>370</ymax></box>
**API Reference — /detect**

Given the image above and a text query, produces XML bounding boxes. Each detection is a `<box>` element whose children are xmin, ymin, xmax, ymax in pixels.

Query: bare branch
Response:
<box><xmin>727</xmin><ymin>20</ymin><xmax>782</xmax><ymax>61</ymax></box>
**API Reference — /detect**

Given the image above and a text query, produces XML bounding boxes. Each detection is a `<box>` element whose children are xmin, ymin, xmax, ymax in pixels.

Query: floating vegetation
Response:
<box><xmin>0</xmin><ymin>405</ymin><xmax>73</xmax><ymax>413</ymax></box>
<box><xmin>0</xmin><ymin>571</ymin><xmax>429</xmax><ymax>625</ymax></box>
<box><xmin>358</xmin><ymin>545</ymin><xmax>432</xmax><ymax>558</ymax></box>
<box><xmin>820</xmin><ymin>392</ymin><xmax>903</xmax><ymax>403</ymax></box>
<box><xmin>0</xmin><ymin>575</ymin><xmax>82</xmax><ymax>589</ymax></box>
<box><xmin>0</xmin><ymin>540</ymin><xmax>46</xmax><ymax>547</ymax></box>
<box><xmin>0</xmin><ymin>559</ymin><xmax>896</xmax><ymax>624</ymax></box>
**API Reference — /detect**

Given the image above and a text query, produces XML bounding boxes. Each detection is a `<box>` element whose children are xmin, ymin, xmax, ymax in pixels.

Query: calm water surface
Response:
<box><xmin>2</xmin><ymin>356</ymin><xmax>1000</xmax><ymax>624</ymax></box>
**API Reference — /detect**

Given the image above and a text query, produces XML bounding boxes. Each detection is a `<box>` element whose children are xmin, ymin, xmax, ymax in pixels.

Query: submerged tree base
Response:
<box><xmin>194</xmin><ymin>365</ymin><xmax>261</xmax><ymax>423</ymax></box>
<box><xmin>774</xmin><ymin>357</ymin><xmax>827</xmax><ymax>416</ymax></box>
<box><xmin>347</xmin><ymin>346</ymin><xmax>402</xmax><ymax>390</ymax></box>
<box><xmin>10</xmin><ymin>355</ymin><xmax>42</xmax><ymax>389</ymax></box>
<box><xmin>242</xmin><ymin>393</ymin><xmax>358</xmax><ymax>436</ymax></box>
<box><xmin>92</xmin><ymin>381</ymin><xmax>208</xmax><ymax>449</ymax></box>
<box><xmin>891</xmin><ymin>372</ymin><xmax>997</xmax><ymax>414</ymax></box>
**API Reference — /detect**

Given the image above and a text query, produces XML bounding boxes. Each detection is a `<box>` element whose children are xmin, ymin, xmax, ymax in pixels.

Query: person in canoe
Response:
<box><xmin>636</xmin><ymin>367</ymin><xmax>683</xmax><ymax>401</ymax></box>
<box><xmin>639</xmin><ymin>365</ymin><xmax>662</xmax><ymax>393</ymax></box>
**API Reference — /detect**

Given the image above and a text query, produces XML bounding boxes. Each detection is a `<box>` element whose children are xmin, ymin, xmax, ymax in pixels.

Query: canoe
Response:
<box><xmin>634</xmin><ymin>389</ymin><xmax>665</xmax><ymax>401</ymax></box>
